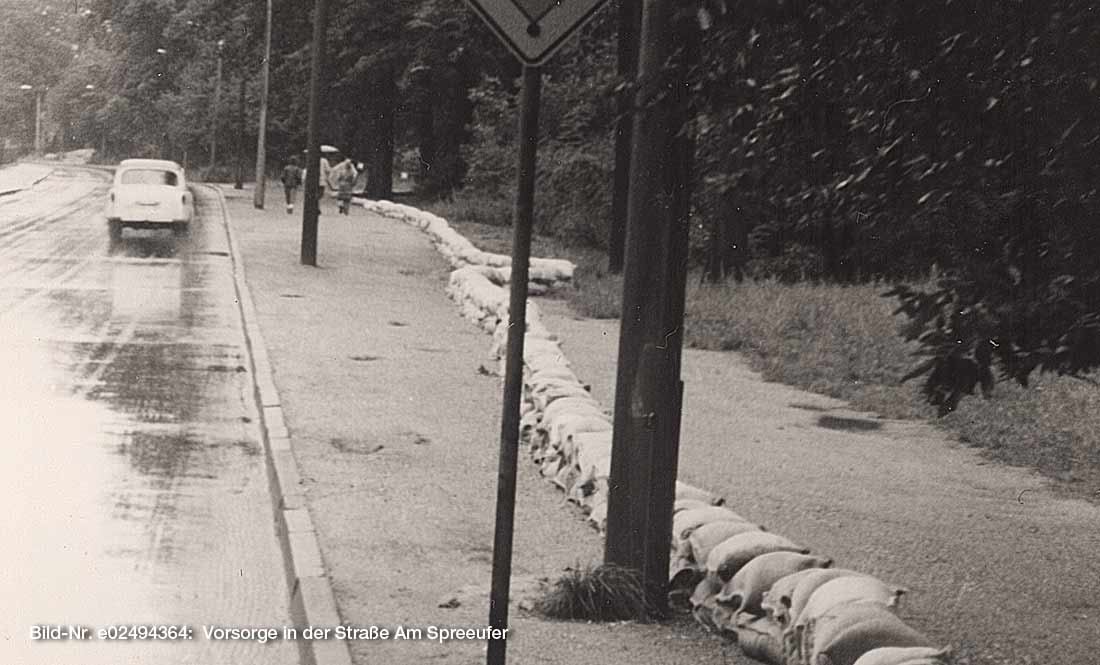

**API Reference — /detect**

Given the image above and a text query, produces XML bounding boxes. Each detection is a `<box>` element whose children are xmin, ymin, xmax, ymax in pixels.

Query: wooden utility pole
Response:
<box><xmin>33</xmin><ymin>89</ymin><xmax>43</xmax><ymax>155</ymax></box>
<box><xmin>253</xmin><ymin>0</ymin><xmax>273</xmax><ymax>209</ymax></box>
<box><xmin>301</xmin><ymin>0</ymin><xmax>329</xmax><ymax>266</ymax></box>
<box><xmin>604</xmin><ymin>0</ymin><xmax>694</xmax><ymax>614</ymax></box>
<box><xmin>235</xmin><ymin>77</ymin><xmax>245</xmax><ymax>189</ymax></box>
<box><xmin>608</xmin><ymin>0</ymin><xmax>641</xmax><ymax>274</ymax></box>
<box><xmin>209</xmin><ymin>39</ymin><xmax>225</xmax><ymax>170</ymax></box>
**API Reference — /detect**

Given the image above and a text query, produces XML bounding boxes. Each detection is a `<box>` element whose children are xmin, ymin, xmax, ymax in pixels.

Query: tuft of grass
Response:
<box><xmin>944</xmin><ymin>372</ymin><xmax>1100</xmax><ymax>494</ymax></box>
<box><xmin>429</xmin><ymin>193</ymin><xmax>514</xmax><ymax>228</ymax></box>
<box><xmin>569</xmin><ymin>259</ymin><xmax>623</xmax><ymax>319</ymax></box>
<box><xmin>536</xmin><ymin>562</ymin><xmax>652</xmax><ymax>622</ymax></box>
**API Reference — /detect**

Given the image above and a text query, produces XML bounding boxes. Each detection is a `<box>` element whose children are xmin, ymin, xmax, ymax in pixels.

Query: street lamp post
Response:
<box><xmin>209</xmin><ymin>39</ymin><xmax>225</xmax><ymax>171</ymax></box>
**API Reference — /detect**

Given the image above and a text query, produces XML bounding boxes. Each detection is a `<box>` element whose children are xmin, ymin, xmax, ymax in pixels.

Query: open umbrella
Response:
<box><xmin>320</xmin><ymin>144</ymin><xmax>340</xmax><ymax>154</ymax></box>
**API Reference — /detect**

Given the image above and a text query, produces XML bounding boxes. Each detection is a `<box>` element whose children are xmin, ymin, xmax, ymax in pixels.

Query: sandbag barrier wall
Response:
<box><xmin>359</xmin><ymin>199</ymin><xmax>953</xmax><ymax>665</ymax></box>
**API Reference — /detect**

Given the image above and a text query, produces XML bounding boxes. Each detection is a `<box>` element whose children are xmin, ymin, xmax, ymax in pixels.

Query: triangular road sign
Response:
<box><xmin>466</xmin><ymin>0</ymin><xmax>610</xmax><ymax>66</ymax></box>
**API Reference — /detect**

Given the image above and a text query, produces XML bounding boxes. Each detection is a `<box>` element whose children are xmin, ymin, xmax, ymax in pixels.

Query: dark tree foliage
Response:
<box><xmin>7</xmin><ymin>0</ymin><xmax>1098</xmax><ymax>413</ymax></box>
<box><xmin>680</xmin><ymin>1</ymin><xmax>1100</xmax><ymax>412</ymax></box>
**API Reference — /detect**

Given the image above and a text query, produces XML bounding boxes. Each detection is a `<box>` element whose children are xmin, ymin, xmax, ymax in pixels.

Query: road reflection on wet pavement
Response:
<box><xmin>0</xmin><ymin>167</ymin><xmax>295</xmax><ymax>664</ymax></box>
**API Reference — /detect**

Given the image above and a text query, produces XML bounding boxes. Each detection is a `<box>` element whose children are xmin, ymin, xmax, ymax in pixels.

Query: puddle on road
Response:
<box><xmin>789</xmin><ymin>402</ymin><xmax>832</xmax><ymax>412</ymax></box>
<box><xmin>330</xmin><ymin>436</ymin><xmax>386</xmax><ymax>455</ymax></box>
<box><xmin>817</xmin><ymin>414</ymin><xmax>883</xmax><ymax>432</ymax></box>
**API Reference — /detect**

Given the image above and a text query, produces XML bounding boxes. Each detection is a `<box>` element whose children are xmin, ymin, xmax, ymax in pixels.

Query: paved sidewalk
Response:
<box><xmin>221</xmin><ymin>186</ymin><xmax>738</xmax><ymax>665</ymax></box>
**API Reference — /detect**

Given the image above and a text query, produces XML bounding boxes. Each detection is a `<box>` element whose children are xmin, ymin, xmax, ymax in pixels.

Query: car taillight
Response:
<box><xmin>182</xmin><ymin>195</ymin><xmax>187</xmax><ymax>205</ymax></box>
<box><xmin>110</xmin><ymin>192</ymin><xmax>114</xmax><ymax>202</ymax></box>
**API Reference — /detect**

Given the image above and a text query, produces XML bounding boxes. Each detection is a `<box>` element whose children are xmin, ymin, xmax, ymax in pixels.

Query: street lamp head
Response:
<box><xmin>217</xmin><ymin>39</ymin><xmax>225</xmax><ymax>50</ymax></box>
<box><xmin>156</xmin><ymin>48</ymin><xmax>168</xmax><ymax>55</ymax></box>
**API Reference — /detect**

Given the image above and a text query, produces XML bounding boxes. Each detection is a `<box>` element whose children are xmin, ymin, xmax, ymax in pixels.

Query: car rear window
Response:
<box><xmin>120</xmin><ymin>169</ymin><xmax>179</xmax><ymax>186</ymax></box>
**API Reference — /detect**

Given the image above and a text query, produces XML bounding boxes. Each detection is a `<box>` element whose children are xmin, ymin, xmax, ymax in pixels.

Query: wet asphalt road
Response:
<box><xmin>0</xmin><ymin>166</ymin><xmax>296</xmax><ymax>664</ymax></box>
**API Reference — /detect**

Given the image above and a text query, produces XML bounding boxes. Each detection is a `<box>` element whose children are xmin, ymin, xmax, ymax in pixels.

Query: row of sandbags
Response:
<box><xmin>362</xmin><ymin>198</ymin><xmax>951</xmax><ymax>665</ymax></box>
<box><xmin>670</xmin><ymin>502</ymin><xmax>952</xmax><ymax>665</ymax></box>
<box><xmin>359</xmin><ymin>200</ymin><xmax>575</xmax><ymax>286</ymax></box>
<box><xmin>361</xmin><ymin>198</ymin><xmax>719</xmax><ymax>530</ymax></box>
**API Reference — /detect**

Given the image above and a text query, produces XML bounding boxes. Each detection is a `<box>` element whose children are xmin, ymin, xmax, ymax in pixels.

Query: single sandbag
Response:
<box><xmin>734</xmin><ymin>616</ymin><xmax>787</xmax><ymax>665</ymax></box>
<box><xmin>669</xmin><ymin>554</ymin><xmax>700</xmax><ymax>590</ymax></box>
<box><xmin>670</xmin><ymin>522</ymin><xmax>765</xmax><ymax>590</ymax></box>
<box><xmin>796</xmin><ymin>575</ymin><xmax>907</xmax><ymax>633</ymax></box>
<box><xmin>810</xmin><ymin>602</ymin><xmax>934</xmax><ymax>665</ymax></box>
<box><xmin>786</xmin><ymin>568</ymin><xmax>871</xmax><ymax>627</ymax></box>
<box><xmin>718</xmin><ymin>552</ymin><xmax>834</xmax><ymax>617</ymax></box>
<box><xmin>673</xmin><ymin>506</ymin><xmax>751</xmax><ymax>543</ymax></box>
<box><xmin>705</xmin><ymin>531</ymin><xmax>809</xmax><ymax>582</ymax></box>
<box><xmin>690</xmin><ymin>521</ymin><xmax>767</xmax><ymax>564</ymax></box>
<box><xmin>689</xmin><ymin>571</ymin><xmax>723</xmax><ymax>609</ymax></box>
<box><xmin>794</xmin><ymin>575</ymin><xmax>907</xmax><ymax>665</ymax></box>
<box><xmin>538</xmin><ymin>395</ymin><xmax>604</xmax><ymax>425</ymax></box>
<box><xmin>689</xmin><ymin>573</ymin><xmax>724</xmax><ymax>630</ymax></box>
<box><xmin>852</xmin><ymin>646</ymin><xmax>952</xmax><ymax>665</ymax></box>
<box><xmin>548</xmin><ymin>413</ymin><xmax>612</xmax><ymax>459</ymax></box>
<box><xmin>760</xmin><ymin>568</ymin><xmax>824</xmax><ymax>627</ymax></box>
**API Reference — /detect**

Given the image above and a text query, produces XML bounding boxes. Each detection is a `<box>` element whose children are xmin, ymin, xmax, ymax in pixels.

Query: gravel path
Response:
<box><xmin>535</xmin><ymin>297</ymin><xmax>1100</xmax><ymax>665</ymax></box>
<box><xmin>224</xmin><ymin>188</ymin><xmax>742</xmax><ymax>665</ymax></box>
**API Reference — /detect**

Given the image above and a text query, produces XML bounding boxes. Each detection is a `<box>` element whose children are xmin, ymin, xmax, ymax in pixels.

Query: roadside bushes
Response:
<box><xmin>536</xmin><ymin>145</ymin><xmax>613</xmax><ymax>247</ymax></box>
<box><xmin>459</xmin><ymin>19</ymin><xmax>617</xmax><ymax>246</ymax></box>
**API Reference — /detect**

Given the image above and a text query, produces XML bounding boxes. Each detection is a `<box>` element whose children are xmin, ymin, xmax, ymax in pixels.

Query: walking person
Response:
<box><xmin>280</xmin><ymin>155</ymin><xmax>302</xmax><ymax>214</ymax></box>
<box><xmin>330</xmin><ymin>155</ymin><xmax>359</xmax><ymax>215</ymax></box>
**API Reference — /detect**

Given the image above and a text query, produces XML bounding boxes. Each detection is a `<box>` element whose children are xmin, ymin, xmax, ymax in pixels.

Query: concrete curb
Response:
<box><xmin>209</xmin><ymin>185</ymin><xmax>353</xmax><ymax>665</ymax></box>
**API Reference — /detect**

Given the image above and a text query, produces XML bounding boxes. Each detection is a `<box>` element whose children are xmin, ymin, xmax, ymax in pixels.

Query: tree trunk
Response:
<box><xmin>411</xmin><ymin>68</ymin><xmax>436</xmax><ymax>194</ymax></box>
<box><xmin>363</xmin><ymin>65</ymin><xmax>395</xmax><ymax>199</ymax></box>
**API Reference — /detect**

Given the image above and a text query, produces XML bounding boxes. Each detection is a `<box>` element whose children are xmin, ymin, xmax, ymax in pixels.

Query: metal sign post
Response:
<box><xmin>487</xmin><ymin>64</ymin><xmax>540</xmax><ymax>665</ymax></box>
<box><xmin>463</xmin><ymin>2</ymin><xmax>610</xmax><ymax>664</ymax></box>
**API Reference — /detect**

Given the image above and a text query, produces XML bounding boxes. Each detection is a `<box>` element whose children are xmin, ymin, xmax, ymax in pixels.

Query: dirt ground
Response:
<box><xmin>538</xmin><ymin>298</ymin><xmax>1100</xmax><ymax>665</ymax></box>
<box><xmin>225</xmin><ymin>187</ymin><xmax>1100</xmax><ymax>665</ymax></box>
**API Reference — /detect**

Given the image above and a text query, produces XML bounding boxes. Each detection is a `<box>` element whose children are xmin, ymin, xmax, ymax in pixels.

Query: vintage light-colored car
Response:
<box><xmin>105</xmin><ymin>159</ymin><xmax>193</xmax><ymax>241</ymax></box>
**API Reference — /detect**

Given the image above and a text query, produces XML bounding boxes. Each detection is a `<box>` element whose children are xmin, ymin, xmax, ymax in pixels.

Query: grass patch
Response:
<box><xmin>683</xmin><ymin>278</ymin><xmax>1100</xmax><ymax>498</ymax></box>
<box><xmin>414</xmin><ymin>193</ymin><xmax>1100</xmax><ymax>502</ymax></box>
<box><xmin>536</xmin><ymin>563</ymin><xmax>651</xmax><ymax>622</ymax></box>
<box><xmin>683</xmin><ymin>280</ymin><xmax>929</xmax><ymax>419</ymax></box>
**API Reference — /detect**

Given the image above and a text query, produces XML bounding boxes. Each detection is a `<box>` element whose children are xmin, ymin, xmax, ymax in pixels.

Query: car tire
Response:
<box><xmin>173</xmin><ymin>223</ymin><xmax>190</xmax><ymax>238</ymax></box>
<box><xmin>108</xmin><ymin>219</ymin><xmax>123</xmax><ymax>243</ymax></box>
